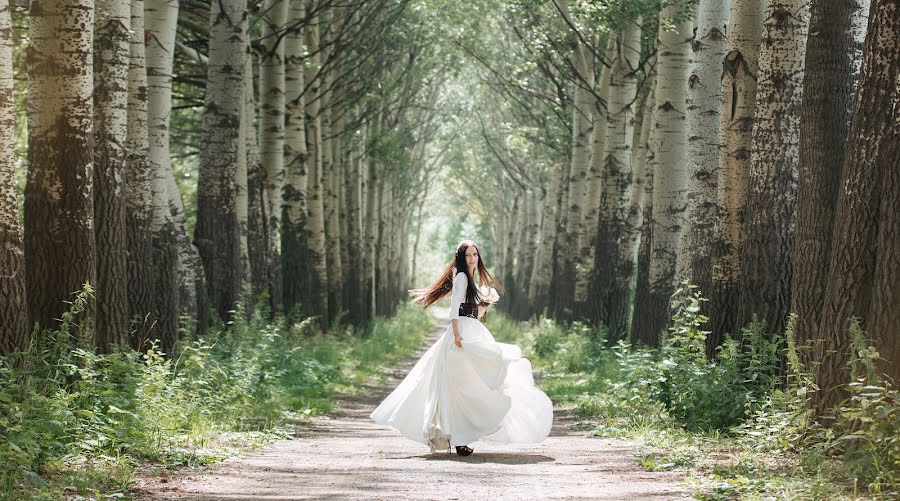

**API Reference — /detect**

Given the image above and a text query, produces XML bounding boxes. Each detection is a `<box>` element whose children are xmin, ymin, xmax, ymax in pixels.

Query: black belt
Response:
<box><xmin>458</xmin><ymin>302</ymin><xmax>478</xmax><ymax>319</ymax></box>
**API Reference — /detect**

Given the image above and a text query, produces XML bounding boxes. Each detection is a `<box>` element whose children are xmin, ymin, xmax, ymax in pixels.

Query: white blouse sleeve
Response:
<box><xmin>448</xmin><ymin>271</ymin><xmax>467</xmax><ymax>320</ymax></box>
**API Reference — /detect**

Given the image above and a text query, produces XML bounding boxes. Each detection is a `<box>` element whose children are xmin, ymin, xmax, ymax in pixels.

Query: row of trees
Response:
<box><xmin>0</xmin><ymin>0</ymin><xmax>449</xmax><ymax>355</ymax></box>
<box><xmin>457</xmin><ymin>0</ymin><xmax>897</xmax><ymax>412</ymax></box>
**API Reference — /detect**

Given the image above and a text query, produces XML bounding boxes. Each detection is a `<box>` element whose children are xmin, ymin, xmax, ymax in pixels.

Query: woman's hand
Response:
<box><xmin>477</xmin><ymin>303</ymin><xmax>488</xmax><ymax>319</ymax></box>
<box><xmin>454</xmin><ymin>334</ymin><xmax>463</xmax><ymax>348</ymax></box>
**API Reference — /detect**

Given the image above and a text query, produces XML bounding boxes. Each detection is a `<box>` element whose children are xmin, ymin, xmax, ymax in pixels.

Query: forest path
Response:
<box><xmin>131</xmin><ymin>314</ymin><xmax>689</xmax><ymax>500</ymax></box>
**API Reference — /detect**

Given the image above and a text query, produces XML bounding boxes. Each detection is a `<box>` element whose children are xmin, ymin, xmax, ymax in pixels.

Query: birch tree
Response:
<box><xmin>195</xmin><ymin>0</ymin><xmax>247</xmax><ymax>321</ymax></box>
<box><xmin>26</xmin><ymin>0</ymin><xmax>97</xmax><ymax>333</ymax></box>
<box><xmin>677</xmin><ymin>0</ymin><xmax>729</xmax><ymax>299</ymax></box>
<box><xmin>738</xmin><ymin>0</ymin><xmax>810</xmax><ymax>336</ymax></box>
<box><xmin>631</xmin><ymin>76</ymin><xmax>656</xmax><ymax>347</ymax></box>
<box><xmin>708</xmin><ymin>0</ymin><xmax>762</xmax><ymax>346</ymax></box>
<box><xmin>146</xmin><ymin>0</ymin><xmax>203</xmax><ymax>324</ymax></box>
<box><xmin>305</xmin><ymin>12</ymin><xmax>329</xmax><ymax>327</ymax></box>
<box><xmin>577</xmin><ymin>40</ymin><xmax>612</xmax><ymax>310</ymax></box>
<box><xmin>791</xmin><ymin>0</ymin><xmax>870</xmax><ymax>350</ymax></box>
<box><xmin>0</xmin><ymin>0</ymin><xmax>26</xmax><ymax>353</ymax></box>
<box><xmin>596</xmin><ymin>22</ymin><xmax>641</xmax><ymax>336</ymax></box>
<box><xmin>282</xmin><ymin>0</ymin><xmax>308</xmax><ymax>316</ymax></box>
<box><xmin>814</xmin><ymin>0</ymin><xmax>899</xmax><ymax>411</ymax></box>
<box><xmin>631</xmin><ymin>5</ymin><xmax>692</xmax><ymax>343</ymax></box>
<box><xmin>260</xmin><ymin>0</ymin><xmax>288</xmax><ymax>305</ymax></box>
<box><xmin>93</xmin><ymin>0</ymin><xmax>131</xmax><ymax>349</ymax></box>
<box><xmin>125</xmin><ymin>0</ymin><xmax>158</xmax><ymax>346</ymax></box>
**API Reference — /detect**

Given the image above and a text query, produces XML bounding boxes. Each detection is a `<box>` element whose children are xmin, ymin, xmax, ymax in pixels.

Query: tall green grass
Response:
<box><xmin>0</xmin><ymin>291</ymin><xmax>434</xmax><ymax>500</ymax></box>
<box><xmin>486</xmin><ymin>284</ymin><xmax>898</xmax><ymax>499</ymax></box>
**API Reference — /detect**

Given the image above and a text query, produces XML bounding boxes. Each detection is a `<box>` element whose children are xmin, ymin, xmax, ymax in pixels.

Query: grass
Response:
<box><xmin>484</xmin><ymin>304</ymin><xmax>898</xmax><ymax>500</ymax></box>
<box><xmin>0</xmin><ymin>292</ymin><xmax>435</xmax><ymax>500</ymax></box>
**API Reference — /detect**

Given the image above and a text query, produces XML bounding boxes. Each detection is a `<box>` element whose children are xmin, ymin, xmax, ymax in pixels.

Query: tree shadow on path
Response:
<box><xmin>395</xmin><ymin>452</ymin><xmax>555</xmax><ymax>464</ymax></box>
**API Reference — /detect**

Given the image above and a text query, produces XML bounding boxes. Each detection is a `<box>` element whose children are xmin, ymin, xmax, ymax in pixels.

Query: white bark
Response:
<box><xmin>677</xmin><ymin>0</ymin><xmax>730</xmax><ymax>283</ymax></box>
<box><xmin>26</xmin><ymin>0</ymin><xmax>97</xmax><ymax>332</ymax></box>
<box><xmin>146</xmin><ymin>0</ymin><xmax>201</xmax><ymax>316</ymax></box>
<box><xmin>575</xmin><ymin>38</ymin><xmax>613</xmax><ymax>303</ymax></box>
<box><xmin>94</xmin><ymin>0</ymin><xmax>133</xmax><ymax>347</ymax></box>
<box><xmin>237</xmin><ymin>47</ymin><xmax>251</xmax><ymax>286</ymax></box>
<box><xmin>0</xmin><ymin>0</ymin><xmax>26</xmax><ymax>352</ymax></box>
<box><xmin>738</xmin><ymin>0</ymin><xmax>809</xmax><ymax>330</ymax></box>
<box><xmin>305</xmin><ymin>13</ymin><xmax>328</xmax><ymax>325</ymax></box>
<box><xmin>596</xmin><ymin>21</ymin><xmax>641</xmax><ymax>332</ymax></box>
<box><xmin>711</xmin><ymin>0</ymin><xmax>763</xmax><ymax>335</ymax></box>
<box><xmin>640</xmin><ymin>4</ymin><xmax>693</xmax><ymax>336</ymax></box>
<box><xmin>260</xmin><ymin>0</ymin><xmax>288</xmax><ymax>247</ymax></box>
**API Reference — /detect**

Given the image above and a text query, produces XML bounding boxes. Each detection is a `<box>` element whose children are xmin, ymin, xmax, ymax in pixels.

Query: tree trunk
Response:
<box><xmin>561</xmin><ymin>40</ymin><xmax>594</xmax><ymax>316</ymax></box>
<box><xmin>514</xmin><ymin>191</ymin><xmax>537</xmax><ymax>318</ymax></box>
<box><xmin>576</xmin><ymin>39</ymin><xmax>613</xmax><ymax>311</ymax></box>
<box><xmin>677</xmin><ymin>0</ymin><xmax>729</xmax><ymax>302</ymax></box>
<box><xmin>531</xmin><ymin>167</ymin><xmax>563</xmax><ymax>316</ymax></box>
<box><xmin>814</xmin><ymin>0</ymin><xmax>900</xmax><ymax>411</ymax></box>
<box><xmin>146</xmin><ymin>0</ymin><xmax>203</xmax><ymax>328</ymax></box>
<box><xmin>195</xmin><ymin>0</ymin><xmax>246</xmax><ymax>322</ymax></box>
<box><xmin>260</xmin><ymin>0</ymin><xmax>287</xmax><ymax>309</ymax></box>
<box><xmin>625</xmin><ymin>79</ymin><xmax>654</xmax><ymax>338</ymax></box>
<box><xmin>324</xmin><ymin>105</ymin><xmax>344</xmax><ymax>321</ymax></box>
<box><xmin>631</xmin><ymin>76</ymin><xmax>658</xmax><ymax>347</ymax></box>
<box><xmin>791</xmin><ymin>0</ymin><xmax>869</xmax><ymax>352</ymax></box>
<box><xmin>282</xmin><ymin>0</ymin><xmax>308</xmax><ymax>317</ymax></box>
<box><xmin>631</xmin><ymin>7</ymin><xmax>693</xmax><ymax>344</ymax></box>
<box><xmin>93</xmin><ymin>0</ymin><xmax>131</xmax><ymax>350</ymax></box>
<box><xmin>364</xmin><ymin>132</ymin><xmax>377</xmax><ymax>319</ymax></box>
<box><xmin>304</xmin><ymin>13</ymin><xmax>328</xmax><ymax>328</ymax></box>
<box><xmin>708</xmin><ymin>0</ymin><xmax>763</xmax><ymax>349</ymax></box>
<box><xmin>503</xmin><ymin>192</ymin><xmax>521</xmax><ymax>313</ymax></box>
<box><xmin>738</xmin><ymin>0</ymin><xmax>810</xmax><ymax>337</ymax></box>
<box><xmin>0</xmin><ymin>0</ymin><xmax>27</xmax><ymax>354</ymax></box>
<box><xmin>26</xmin><ymin>0</ymin><xmax>97</xmax><ymax>335</ymax></box>
<box><xmin>345</xmin><ymin>124</ymin><xmax>364</xmax><ymax>324</ymax></box>
<box><xmin>125</xmin><ymin>0</ymin><xmax>156</xmax><ymax>347</ymax></box>
<box><xmin>236</xmin><ymin>49</ymin><xmax>250</xmax><ymax>294</ymax></box>
<box><xmin>247</xmin><ymin>49</ymin><xmax>270</xmax><ymax>308</ymax></box>
<box><xmin>597</xmin><ymin>23</ymin><xmax>641</xmax><ymax>338</ymax></box>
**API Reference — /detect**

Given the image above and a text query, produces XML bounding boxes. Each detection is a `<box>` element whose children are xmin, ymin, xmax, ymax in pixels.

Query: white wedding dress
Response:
<box><xmin>371</xmin><ymin>269</ymin><xmax>553</xmax><ymax>451</ymax></box>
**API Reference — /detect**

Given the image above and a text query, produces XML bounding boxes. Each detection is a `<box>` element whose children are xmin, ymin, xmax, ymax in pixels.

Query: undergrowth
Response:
<box><xmin>487</xmin><ymin>283</ymin><xmax>898</xmax><ymax>500</ymax></box>
<box><xmin>0</xmin><ymin>289</ymin><xmax>434</xmax><ymax>500</ymax></box>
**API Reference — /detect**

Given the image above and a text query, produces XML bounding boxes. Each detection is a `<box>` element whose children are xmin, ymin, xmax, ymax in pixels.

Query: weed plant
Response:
<box><xmin>0</xmin><ymin>288</ymin><xmax>433</xmax><ymax>499</ymax></box>
<box><xmin>489</xmin><ymin>283</ymin><xmax>898</xmax><ymax>499</ymax></box>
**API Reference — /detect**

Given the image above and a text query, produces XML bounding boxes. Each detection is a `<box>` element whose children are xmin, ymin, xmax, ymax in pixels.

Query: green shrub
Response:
<box><xmin>0</xmin><ymin>291</ymin><xmax>433</xmax><ymax>499</ymax></box>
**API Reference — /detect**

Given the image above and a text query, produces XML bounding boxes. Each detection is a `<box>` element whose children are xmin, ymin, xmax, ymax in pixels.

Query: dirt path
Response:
<box><xmin>131</xmin><ymin>318</ymin><xmax>690</xmax><ymax>500</ymax></box>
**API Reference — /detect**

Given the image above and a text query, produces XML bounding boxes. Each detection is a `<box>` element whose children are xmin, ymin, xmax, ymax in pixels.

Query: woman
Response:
<box><xmin>370</xmin><ymin>240</ymin><xmax>553</xmax><ymax>456</ymax></box>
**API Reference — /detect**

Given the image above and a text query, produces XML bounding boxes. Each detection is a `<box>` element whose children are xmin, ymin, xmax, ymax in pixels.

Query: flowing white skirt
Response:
<box><xmin>370</xmin><ymin>317</ymin><xmax>553</xmax><ymax>450</ymax></box>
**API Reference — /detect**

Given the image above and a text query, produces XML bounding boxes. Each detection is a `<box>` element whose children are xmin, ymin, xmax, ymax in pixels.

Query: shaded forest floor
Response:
<box><xmin>129</xmin><ymin>316</ymin><xmax>691</xmax><ymax>500</ymax></box>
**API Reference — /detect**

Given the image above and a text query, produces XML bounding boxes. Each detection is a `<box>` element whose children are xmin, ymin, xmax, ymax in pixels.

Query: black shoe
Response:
<box><xmin>455</xmin><ymin>445</ymin><xmax>473</xmax><ymax>456</ymax></box>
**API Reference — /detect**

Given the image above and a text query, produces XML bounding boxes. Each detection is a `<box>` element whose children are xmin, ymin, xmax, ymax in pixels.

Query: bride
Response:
<box><xmin>370</xmin><ymin>239</ymin><xmax>553</xmax><ymax>456</ymax></box>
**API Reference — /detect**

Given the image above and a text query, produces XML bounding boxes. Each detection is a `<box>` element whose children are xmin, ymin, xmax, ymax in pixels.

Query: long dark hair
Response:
<box><xmin>408</xmin><ymin>240</ymin><xmax>505</xmax><ymax>308</ymax></box>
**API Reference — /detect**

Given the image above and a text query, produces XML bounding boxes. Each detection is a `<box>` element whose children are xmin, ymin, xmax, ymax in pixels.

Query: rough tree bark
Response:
<box><xmin>631</xmin><ymin>7</ymin><xmax>693</xmax><ymax>344</ymax></box>
<box><xmin>596</xmin><ymin>23</ymin><xmax>641</xmax><ymax>337</ymax></box>
<box><xmin>814</xmin><ymin>0</ymin><xmax>899</xmax><ymax>412</ymax></box>
<box><xmin>195</xmin><ymin>0</ymin><xmax>246</xmax><ymax>322</ymax></box>
<box><xmin>738</xmin><ymin>0</ymin><xmax>810</xmax><ymax>337</ymax></box>
<box><xmin>282</xmin><ymin>0</ymin><xmax>308</xmax><ymax>317</ymax></box>
<box><xmin>93</xmin><ymin>0</ymin><xmax>131</xmax><ymax>350</ymax></box>
<box><xmin>791</xmin><ymin>0</ymin><xmax>870</xmax><ymax>352</ymax></box>
<box><xmin>677</xmin><ymin>0</ymin><xmax>729</xmax><ymax>301</ymax></box>
<box><xmin>304</xmin><ymin>13</ymin><xmax>329</xmax><ymax>328</ymax></box>
<box><xmin>146</xmin><ymin>0</ymin><xmax>204</xmax><ymax>328</ymax></box>
<box><xmin>0</xmin><ymin>0</ymin><xmax>27</xmax><ymax>353</ymax></box>
<box><xmin>26</xmin><ymin>0</ymin><xmax>97</xmax><ymax>334</ymax></box>
<box><xmin>125</xmin><ymin>0</ymin><xmax>158</xmax><ymax>347</ymax></box>
<box><xmin>708</xmin><ymin>0</ymin><xmax>763</xmax><ymax>350</ymax></box>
